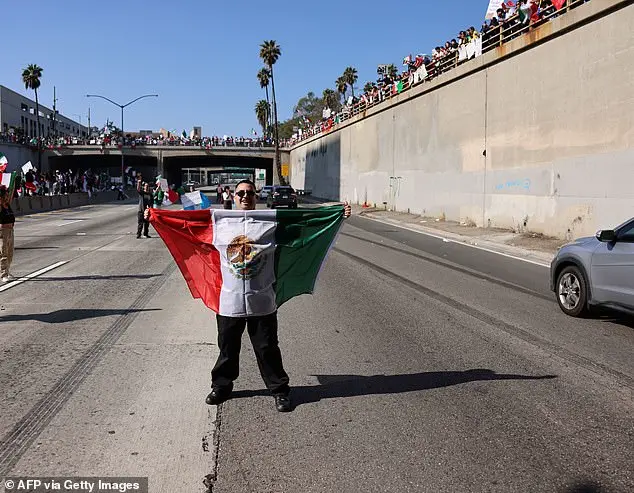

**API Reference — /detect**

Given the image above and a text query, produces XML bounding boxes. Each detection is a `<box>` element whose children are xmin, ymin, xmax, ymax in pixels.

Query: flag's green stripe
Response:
<box><xmin>273</xmin><ymin>205</ymin><xmax>344</xmax><ymax>307</ymax></box>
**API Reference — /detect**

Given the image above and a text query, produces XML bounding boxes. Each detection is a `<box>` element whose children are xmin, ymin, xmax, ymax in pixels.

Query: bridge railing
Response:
<box><xmin>284</xmin><ymin>0</ymin><xmax>590</xmax><ymax>147</ymax></box>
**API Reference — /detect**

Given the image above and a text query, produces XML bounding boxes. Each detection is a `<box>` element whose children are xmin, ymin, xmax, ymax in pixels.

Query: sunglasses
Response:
<box><xmin>235</xmin><ymin>190</ymin><xmax>255</xmax><ymax>198</ymax></box>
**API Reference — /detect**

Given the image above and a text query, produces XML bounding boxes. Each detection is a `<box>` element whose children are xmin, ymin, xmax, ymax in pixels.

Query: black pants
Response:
<box><xmin>211</xmin><ymin>311</ymin><xmax>290</xmax><ymax>395</ymax></box>
<box><xmin>137</xmin><ymin>212</ymin><xmax>149</xmax><ymax>237</ymax></box>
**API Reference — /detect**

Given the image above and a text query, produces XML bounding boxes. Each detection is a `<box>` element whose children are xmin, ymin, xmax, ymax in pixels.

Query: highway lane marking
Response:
<box><xmin>359</xmin><ymin>215</ymin><xmax>551</xmax><ymax>268</ymax></box>
<box><xmin>0</xmin><ymin>261</ymin><xmax>69</xmax><ymax>292</ymax></box>
<box><xmin>58</xmin><ymin>220</ymin><xmax>84</xmax><ymax>227</ymax></box>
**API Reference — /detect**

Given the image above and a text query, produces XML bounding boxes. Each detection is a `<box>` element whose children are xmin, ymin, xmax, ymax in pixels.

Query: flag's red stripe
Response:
<box><xmin>149</xmin><ymin>208</ymin><xmax>222</xmax><ymax>313</ymax></box>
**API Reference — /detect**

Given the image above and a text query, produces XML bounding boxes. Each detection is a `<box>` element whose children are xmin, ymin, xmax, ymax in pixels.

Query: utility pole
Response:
<box><xmin>87</xmin><ymin>107</ymin><xmax>91</xmax><ymax>139</ymax></box>
<box><xmin>53</xmin><ymin>86</ymin><xmax>58</xmax><ymax>138</ymax></box>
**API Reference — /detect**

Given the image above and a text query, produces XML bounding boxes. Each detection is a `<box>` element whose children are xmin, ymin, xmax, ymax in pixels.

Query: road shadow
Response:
<box><xmin>562</xmin><ymin>480</ymin><xmax>612</xmax><ymax>493</ymax></box>
<box><xmin>15</xmin><ymin>246</ymin><xmax>60</xmax><ymax>250</ymax></box>
<box><xmin>0</xmin><ymin>308</ymin><xmax>160</xmax><ymax>324</ymax></box>
<box><xmin>230</xmin><ymin>369</ymin><xmax>557</xmax><ymax>407</ymax></box>
<box><xmin>23</xmin><ymin>274</ymin><xmax>160</xmax><ymax>282</ymax></box>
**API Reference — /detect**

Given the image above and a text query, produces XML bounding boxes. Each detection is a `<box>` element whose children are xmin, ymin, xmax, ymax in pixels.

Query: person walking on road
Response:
<box><xmin>137</xmin><ymin>182</ymin><xmax>153</xmax><ymax>239</ymax></box>
<box><xmin>0</xmin><ymin>185</ymin><xmax>16</xmax><ymax>282</ymax></box>
<box><xmin>204</xmin><ymin>179</ymin><xmax>351</xmax><ymax>412</ymax></box>
<box><xmin>222</xmin><ymin>186</ymin><xmax>233</xmax><ymax>210</ymax></box>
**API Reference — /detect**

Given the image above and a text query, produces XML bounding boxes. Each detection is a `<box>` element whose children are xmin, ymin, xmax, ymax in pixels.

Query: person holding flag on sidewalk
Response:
<box><xmin>0</xmin><ymin>168</ymin><xmax>17</xmax><ymax>282</ymax></box>
<box><xmin>147</xmin><ymin>179</ymin><xmax>351</xmax><ymax>412</ymax></box>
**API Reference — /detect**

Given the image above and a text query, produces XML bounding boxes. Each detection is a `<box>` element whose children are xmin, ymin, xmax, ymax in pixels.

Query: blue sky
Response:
<box><xmin>3</xmin><ymin>0</ymin><xmax>489</xmax><ymax>137</ymax></box>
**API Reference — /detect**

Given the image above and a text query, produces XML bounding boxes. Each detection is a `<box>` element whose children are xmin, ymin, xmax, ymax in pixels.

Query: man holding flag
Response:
<box><xmin>148</xmin><ymin>179</ymin><xmax>351</xmax><ymax>412</ymax></box>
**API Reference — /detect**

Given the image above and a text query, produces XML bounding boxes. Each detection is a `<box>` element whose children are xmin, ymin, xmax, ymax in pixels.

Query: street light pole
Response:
<box><xmin>86</xmin><ymin>93</ymin><xmax>158</xmax><ymax>188</ymax></box>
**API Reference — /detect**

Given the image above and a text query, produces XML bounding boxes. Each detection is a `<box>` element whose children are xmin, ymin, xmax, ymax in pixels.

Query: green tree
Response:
<box><xmin>255</xmin><ymin>100</ymin><xmax>270</xmax><ymax>136</ymax></box>
<box><xmin>363</xmin><ymin>82</ymin><xmax>374</xmax><ymax>94</ymax></box>
<box><xmin>343</xmin><ymin>66</ymin><xmax>358</xmax><ymax>99</ymax></box>
<box><xmin>387</xmin><ymin>64</ymin><xmax>399</xmax><ymax>79</ymax></box>
<box><xmin>22</xmin><ymin>63</ymin><xmax>43</xmax><ymax>168</ymax></box>
<box><xmin>293</xmin><ymin>91</ymin><xmax>325</xmax><ymax>124</ymax></box>
<box><xmin>259</xmin><ymin>40</ymin><xmax>285</xmax><ymax>184</ymax></box>
<box><xmin>257</xmin><ymin>68</ymin><xmax>271</xmax><ymax>136</ymax></box>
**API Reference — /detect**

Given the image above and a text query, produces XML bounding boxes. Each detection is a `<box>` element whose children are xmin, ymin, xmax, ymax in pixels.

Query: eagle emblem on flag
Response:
<box><xmin>226</xmin><ymin>235</ymin><xmax>267</xmax><ymax>280</ymax></box>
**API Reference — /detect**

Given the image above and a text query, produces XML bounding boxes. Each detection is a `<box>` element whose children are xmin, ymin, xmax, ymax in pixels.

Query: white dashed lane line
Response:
<box><xmin>0</xmin><ymin>261</ymin><xmax>69</xmax><ymax>293</ymax></box>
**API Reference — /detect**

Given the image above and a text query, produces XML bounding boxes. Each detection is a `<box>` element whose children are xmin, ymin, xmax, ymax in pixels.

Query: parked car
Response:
<box><xmin>266</xmin><ymin>186</ymin><xmax>298</xmax><ymax>209</ymax></box>
<box><xmin>259</xmin><ymin>185</ymin><xmax>273</xmax><ymax>200</ymax></box>
<box><xmin>550</xmin><ymin>217</ymin><xmax>634</xmax><ymax>317</ymax></box>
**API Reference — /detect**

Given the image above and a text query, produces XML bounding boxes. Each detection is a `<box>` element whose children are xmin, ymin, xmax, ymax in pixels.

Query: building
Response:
<box><xmin>0</xmin><ymin>85</ymin><xmax>88</xmax><ymax>139</ymax></box>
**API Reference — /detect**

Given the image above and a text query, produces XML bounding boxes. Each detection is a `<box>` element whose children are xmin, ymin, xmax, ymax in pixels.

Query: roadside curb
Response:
<box><xmin>359</xmin><ymin>212</ymin><xmax>554</xmax><ymax>267</ymax></box>
<box><xmin>298</xmin><ymin>195</ymin><xmax>555</xmax><ymax>266</ymax></box>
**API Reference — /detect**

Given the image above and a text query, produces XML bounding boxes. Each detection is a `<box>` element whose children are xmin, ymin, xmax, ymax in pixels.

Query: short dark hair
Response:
<box><xmin>235</xmin><ymin>179</ymin><xmax>256</xmax><ymax>189</ymax></box>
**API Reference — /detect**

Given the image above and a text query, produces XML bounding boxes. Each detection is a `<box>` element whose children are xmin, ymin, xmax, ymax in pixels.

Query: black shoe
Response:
<box><xmin>274</xmin><ymin>394</ymin><xmax>292</xmax><ymax>412</ymax></box>
<box><xmin>206</xmin><ymin>389</ymin><xmax>231</xmax><ymax>405</ymax></box>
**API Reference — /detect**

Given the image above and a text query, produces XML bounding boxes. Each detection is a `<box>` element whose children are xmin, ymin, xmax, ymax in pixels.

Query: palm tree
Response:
<box><xmin>336</xmin><ymin>76</ymin><xmax>347</xmax><ymax>104</ymax></box>
<box><xmin>363</xmin><ymin>82</ymin><xmax>374</xmax><ymax>94</ymax></box>
<box><xmin>255</xmin><ymin>100</ymin><xmax>270</xmax><ymax>136</ymax></box>
<box><xmin>257</xmin><ymin>68</ymin><xmax>271</xmax><ymax>136</ymax></box>
<box><xmin>259</xmin><ymin>40</ymin><xmax>284</xmax><ymax>184</ymax></box>
<box><xmin>387</xmin><ymin>64</ymin><xmax>399</xmax><ymax>80</ymax></box>
<box><xmin>322</xmin><ymin>89</ymin><xmax>339</xmax><ymax>113</ymax></box>
<box><xmin>343</xmin><ymin>66</ymin><xmax>358</xmax><ymax>99</ymax></box>
<box><xmin>22</xmin><ymin>64</ymin><xmax>43</xmax><ymax>168</ymax></box>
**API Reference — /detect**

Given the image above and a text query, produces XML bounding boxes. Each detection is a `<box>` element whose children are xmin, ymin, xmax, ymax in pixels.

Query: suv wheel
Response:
<box><xmin>556</xmin><ymin>265</ymin><xmax>589</xmax><ymax>317</ymax></box>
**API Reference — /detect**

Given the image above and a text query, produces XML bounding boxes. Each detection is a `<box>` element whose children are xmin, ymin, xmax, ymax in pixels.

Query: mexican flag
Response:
<box><xmin>149</xmin><ymin>205</ymin><xmax>345</xmax><ymax>316</ymax></box>
<box><xmin>1</xmin><ymin>171</ymin><xmax>16</xmax><ymax>196</ymax></box>
<box><xmin>181</xmin><ymin>190</ymin><xmax>211</xmax><ymax>210</ymax></box>
<box><xmin>0</xmin><ymin>153</ymin><xmax>8</xmax><ymax>172</ymax></box>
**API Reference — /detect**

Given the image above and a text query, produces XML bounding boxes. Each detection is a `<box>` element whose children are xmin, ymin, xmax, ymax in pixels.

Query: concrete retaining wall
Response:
<box><xmin>289</xmin><ymin>0</ymin><xmax>634</xmax><ymax>240</ymax></box>
<box><xmin>10</xmin><ymin>190</ymin><xmax>137</xmax><ymax>216</ymax></box>
<box><xmin>0</xmin><ymin>143</ymin><xmax>46</xmax><ymax>172</ymax></box>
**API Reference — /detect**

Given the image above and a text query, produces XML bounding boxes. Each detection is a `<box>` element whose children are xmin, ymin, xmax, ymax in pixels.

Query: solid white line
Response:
<box><xmin>58</xmin><ymin>220</ymin><xmax>84</xmax><ymax>227</ymax></box>
<box><xmin>360</xmin><ymin>215</ymin><xmax>551</xmax><ymax>268</ymax></box>
<box><xmin>0</xmin><ymin>261</ymin><xmax>69</xmax><ymax>292</ymax></box>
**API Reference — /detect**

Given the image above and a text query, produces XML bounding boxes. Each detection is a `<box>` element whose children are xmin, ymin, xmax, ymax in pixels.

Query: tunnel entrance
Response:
<box><xmin>164</xmin><ymin>155</ymin><xmax>273</xmax><ymax>189</ymax></box>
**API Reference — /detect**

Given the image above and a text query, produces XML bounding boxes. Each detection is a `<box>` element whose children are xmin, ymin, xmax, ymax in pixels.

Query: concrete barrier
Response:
<box><xmin>10</xmin><ymin>190</ymin><xmax>139</xmax><ymax>216</ymax></box>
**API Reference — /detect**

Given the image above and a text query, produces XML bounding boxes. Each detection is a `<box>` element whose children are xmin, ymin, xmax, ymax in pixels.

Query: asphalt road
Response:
<box><xmin>0</xmin><ymin>202</ymin><xmax>632</xmax><ymax>493</ymax></box>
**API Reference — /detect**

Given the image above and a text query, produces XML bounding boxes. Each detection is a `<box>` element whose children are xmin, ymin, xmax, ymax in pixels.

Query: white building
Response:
<box><xmin>0</xmin><ymin>85</ymin><xmax>88</xmax><ymax>138</ymax></box>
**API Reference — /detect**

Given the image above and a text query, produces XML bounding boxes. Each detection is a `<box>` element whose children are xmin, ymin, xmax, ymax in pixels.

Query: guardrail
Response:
<box><xmin>285</xmin><ymin>0</ymin><xmax>590</xmax><ymax>147</ymax></box>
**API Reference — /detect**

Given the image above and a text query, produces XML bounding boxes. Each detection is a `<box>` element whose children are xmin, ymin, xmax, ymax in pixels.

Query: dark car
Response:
<box><xmin>266</xmin><ymin>186</ymin><xmax>297</xmax><ymax>209</ymax></box>
<box><xmin>549</xmin><ymin>216</ymin><xmax>634</xmax><ymax>317</ymax></box>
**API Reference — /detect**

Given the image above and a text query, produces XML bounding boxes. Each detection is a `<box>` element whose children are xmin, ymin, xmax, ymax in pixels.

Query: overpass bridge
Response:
<box><xmin>43</xmin><ymin>145</ymin><xmax>288</xmax><ymax>186</ymax></box>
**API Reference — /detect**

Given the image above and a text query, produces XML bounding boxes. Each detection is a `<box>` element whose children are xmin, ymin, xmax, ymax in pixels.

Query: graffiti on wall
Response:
<box><xmin>495</xmin><ymin>178</ymin><xmax>531</xmax><ymax>191</ymax></box>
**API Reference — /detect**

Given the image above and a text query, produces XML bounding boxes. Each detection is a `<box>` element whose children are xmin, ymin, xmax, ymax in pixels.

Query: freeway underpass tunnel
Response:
<box><xmin>163</xmin><ymin>155</ymin><xmax>274</xmax><ymax>188</ymax></box>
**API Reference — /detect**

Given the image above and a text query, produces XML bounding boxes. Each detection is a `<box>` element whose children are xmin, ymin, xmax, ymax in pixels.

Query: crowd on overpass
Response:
<box><xmin>1</xmin><ymin>131</ymin><xmax>289</xmax><ymax>152</ymax></box>
<box><xmin>288</xmin><ymin>0</ymin><xmax>591</xmax><ymax>146</ymax></box>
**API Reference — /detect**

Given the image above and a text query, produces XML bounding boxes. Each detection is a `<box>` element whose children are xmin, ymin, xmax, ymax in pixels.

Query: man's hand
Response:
<box><xmin>343</xmin><ymin>201</ymin><xmax>351</xmax><ymax>218</ymax></box>
<box><xmin>144</xmin><ymin>207</ymin><xmax>150</xmax><ymax>220</ymax></box>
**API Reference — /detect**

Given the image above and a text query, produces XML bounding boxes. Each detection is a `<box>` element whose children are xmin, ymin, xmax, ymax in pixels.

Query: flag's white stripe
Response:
<box><xmin>212</xmin><ymin>209</ymin><xmax>278</xmax><ymax>317</ymax></box>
